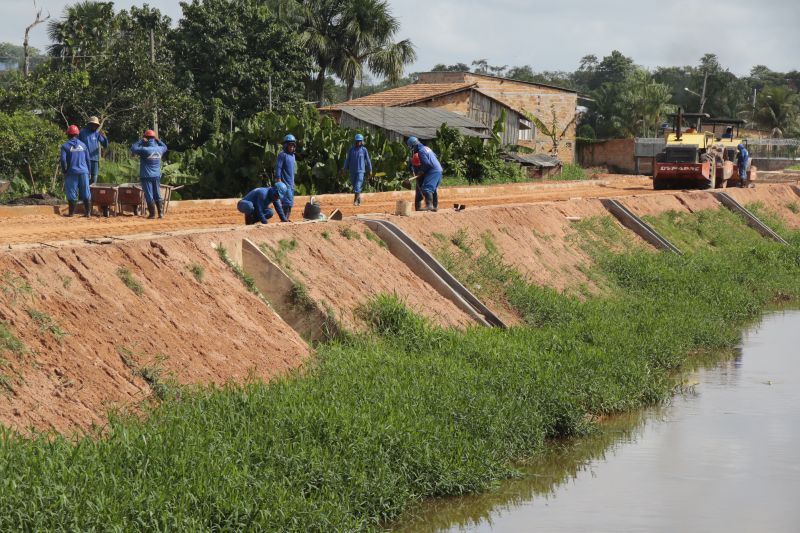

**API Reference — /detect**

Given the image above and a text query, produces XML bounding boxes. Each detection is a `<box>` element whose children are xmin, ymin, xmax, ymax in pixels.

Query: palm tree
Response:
<box><xmin>295</xmin><ymin>0</ymin><xmax>347</xmax><ymax>105</ymax></box>
<box><xmin>47</xmin><ymin>1</ymin><xmax>115</xmax><ymax>69</ymax></box>
<box><xmin>755</xmin><ymin>86</ymin><xmax>800</xmax><ymax>137</ymax></box>
<box><xmin>336</xmin><ymin>0</ymin><xmax>415</xmax><ymax>101</ymax></box>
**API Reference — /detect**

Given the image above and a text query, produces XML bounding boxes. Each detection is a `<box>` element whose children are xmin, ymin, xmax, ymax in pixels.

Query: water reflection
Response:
<box><xmin>397</xmin><ymin>311</ymin><xmax>800</xmax><ymax>532</ymax></box>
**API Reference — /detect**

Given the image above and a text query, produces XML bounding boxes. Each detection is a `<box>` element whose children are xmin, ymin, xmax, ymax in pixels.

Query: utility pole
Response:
<box><xmin>696</xmin><ymin>70</ymin><xmax>708</xmax><ymax>129</ymax></box>
<box><xmin>150</xmin><ymin>29</ymin><xmax>159</xmax><ymax>136</ymax></box>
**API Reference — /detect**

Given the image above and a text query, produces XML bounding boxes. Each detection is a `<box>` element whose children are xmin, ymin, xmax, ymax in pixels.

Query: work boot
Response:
<box><xmin>353</xmin><ymin>193</ymin><xmax>359</xmax><ymax>207</ymax></box>
<box><xmin>432</xmin><ymin>191</ymin><xmax>439</xmax><ymax>212</ymax></box>
<box><xmin>66</xmin><ymin>201</ymin><xmax>76</xmax><ymax>217</ymax></box>
<box><xmin>157</xmin><ymin>201</ymin><xmax>164</xmax><ymax>219</ymax></box>
<box><xmin>83</xmin><ymin>201</ymin><xmax>92</xmax><ymax>218</ymax></box>
<box><xmin>422</xmin><ymin>192</ymin><xmax>434</xmax><ymax>211</ymax></box>
<box><xmin>414</xmin><ymin>199</ymin><xmax>422</xmax><ymax>211</ymax></box>
<box><xmin>147</xmin><ymin>203</ymin><xmax>156</xmax><ymax>219</ymax></box>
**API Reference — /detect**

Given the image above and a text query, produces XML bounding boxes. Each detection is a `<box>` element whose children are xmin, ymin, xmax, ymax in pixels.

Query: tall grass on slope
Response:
<box><xmin>0</xmin><ymin>212</ymin><xmax>799</xmax><ymax>531</ymax></box>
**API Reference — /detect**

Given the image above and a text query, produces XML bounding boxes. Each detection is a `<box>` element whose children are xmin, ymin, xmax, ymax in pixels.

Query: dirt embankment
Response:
<box><xmin>0</xmin><ymin>235</ymin><xmax>309</xmax><ymax>434</ymax></box>
<box><xmin>244</xmin><ymin>221</ymin><xmax>476</xmax><ymax>331</ymax></box>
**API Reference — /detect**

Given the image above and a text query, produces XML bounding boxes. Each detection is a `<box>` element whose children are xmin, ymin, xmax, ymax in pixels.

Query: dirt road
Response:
<box><xmin>1</xmin><ymin>176</ymin><xmax>658</xmax><ymax>246</ymax></box>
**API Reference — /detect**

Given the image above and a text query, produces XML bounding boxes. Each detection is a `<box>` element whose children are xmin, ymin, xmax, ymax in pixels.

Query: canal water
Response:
<box><xmin>398</xmin><ymin>310</ymin><xmax>800</xmax><ymax>532</ymax></box>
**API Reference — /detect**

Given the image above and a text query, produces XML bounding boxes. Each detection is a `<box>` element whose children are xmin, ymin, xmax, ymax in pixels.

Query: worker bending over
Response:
<box><xmin>343</xmin><ymin>133</ymin><xmax>372</xmax><ymax>206</ymax></box>
<box><xmin>407</xmin><ymin>136</ymin><xmax>442</xmax><ymax>211</ymax></box>
<box><xmin>78</xmin><ymin>116</ymin><xmax>108</xmax><ymax>184</ymax></box>
<box><xmin>737</xmin><ymin>144</ymin><xmax>750</xmax><ymax>188</ymax></box>
<box><xmin>131</xmin><ymin>130</ymin><xmax>168</xmax><ymax>219</ymax></box>
<box><xmin>238</xmin><ymin>182</ymin><xmax>289</xmax><ymax>225</ymax></box>
<box><xmin>275</xmin><ymin>134</ymin><xmax>297</xmax><ymax>219</ymax></box>
<box><xmin>60</xmin><ymin>125</ymin><xmax>91</xmax><ymax>218</ymax></box>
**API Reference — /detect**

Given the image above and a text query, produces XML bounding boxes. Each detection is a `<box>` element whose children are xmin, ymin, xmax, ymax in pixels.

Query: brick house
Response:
<box><xmin>322</xmin><ymin>72</ymin><xmax>579</xmax><ymax>163</ymax></box>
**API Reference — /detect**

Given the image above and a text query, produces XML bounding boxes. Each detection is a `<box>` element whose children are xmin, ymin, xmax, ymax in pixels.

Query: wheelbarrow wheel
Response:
<box><xmin>102</xmin><ymin>206</ymin><xmax>110</xmax><ymax>218</ymax></box>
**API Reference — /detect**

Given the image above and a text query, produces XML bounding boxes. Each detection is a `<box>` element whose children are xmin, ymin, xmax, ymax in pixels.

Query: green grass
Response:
<box><xmin>1</xmin><ymin>210</ymin><xmax>799</xmax><ymax>531</ymax></box>
<box><xmin>188</xmin><ymin>263</ymin><xmax>205</xmax><ymax>283</ymax></box>
<box><xmin>321</xmin><ymin>231</ymin><xmax>330</xmax><ymax>240</ymax></box>
<box><xmin>339</xmin><ymin>227</ymin><xmax>361</xmax><ymax>240</ymax></box>
<box><xmin>119</xmin><ymin>348</ymin><xmax>179</xmax><ymax>402</ymax></box>
<box><xmin>787</xmin><ymin>202</ymin><xmax>800</xmax><ymax>215</ymax></box>
<box><xmin>26</xmin><ymin>309</ymin><xmax>67</xmax><ymax>342</ymax></box>
<box><xmin>551</xmin><ymin>163</ymin><xmax>588</xmax><ymax>181</ymax></box>
<box><xmin>288</xmin><ymin>280</ymin><xmax>315</xmax><ymax>311</ymax></box>
<box><xmin>0</xmin><ymin>322</ymin><xmax>25</xmax><ymax>357</ymax></box>
<box><xmin>363</xmin><ymin>228</ymin><xmax>388</xmax><ymax>248</ymax></box>
<box><xmin>259</xmin><ymin>238</ymin><xmax>298</xmax><ymax>270</ymax></box>
<box><xmin>116</xmin><ymin>268</ymin><xmax>144</xmax><ymax>296</ymax></box>
<box><xmin>216</xmin><ymin>246</ymin><xmax>260</xmax><ymax>297</ymax></box>
<box><xmin>0</xmin><ymin>272</ymin><xmax>33</xmax><ymax>305</ymax></box>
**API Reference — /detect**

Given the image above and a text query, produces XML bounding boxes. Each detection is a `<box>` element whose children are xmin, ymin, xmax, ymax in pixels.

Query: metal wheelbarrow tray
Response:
<box><xmin>90</xmin><ymin>184</ymin><xmax>118</xmax><ymax>217</ymax></box>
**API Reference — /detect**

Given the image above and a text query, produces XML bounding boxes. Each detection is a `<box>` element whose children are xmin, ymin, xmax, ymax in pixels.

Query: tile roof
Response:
<box><xmin>322</xmin><ymin>83</ymin><xmax>476</xmax><ymax>109</ymax></box>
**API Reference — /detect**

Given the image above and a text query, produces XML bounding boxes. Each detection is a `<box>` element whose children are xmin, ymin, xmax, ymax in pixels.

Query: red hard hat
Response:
<box><xmin>143</xmin><ymin>129</ymin><xmax>157</xmax><ymax>138</ymax></box>
<box><xmin>66</xmin><ymin>125</ymin><xmax>80</xmax><ymax>136</ymax></box>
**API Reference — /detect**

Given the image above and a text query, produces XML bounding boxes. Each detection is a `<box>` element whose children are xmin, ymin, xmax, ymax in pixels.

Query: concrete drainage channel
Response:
<box><xmin>712</xmin><ymin>192</ymin><xmax>789</xmax><ymax>245</ymax></box>
<box><xmin>601</xmin><ymin>198</ymin><xmax>683</xmax><ymax>254</ymax></box>
<box><xmin>363</xmin><ymin>219</ymin><xmax>507</xmax><ymax>329</ymax></box>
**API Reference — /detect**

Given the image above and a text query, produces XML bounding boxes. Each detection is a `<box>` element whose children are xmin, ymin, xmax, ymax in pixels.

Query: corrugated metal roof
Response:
<box><xmin>505</xmin><ymin>153</ymin><xmax>561</xmax><ymax>167</ymax></box>
<box><xmin>321</xmin><ymin>83</ymin><xmax>475</xmax><ymax>109</ymax></box>
<box><xmin>339</xmin><ymin>106</ymin><xmax>490</xmax><ymax>140</ymax></box>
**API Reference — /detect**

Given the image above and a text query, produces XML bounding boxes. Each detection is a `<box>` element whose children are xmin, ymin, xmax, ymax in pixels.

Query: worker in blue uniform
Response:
<box><xmin>130</xmin><ymin>129</ymin><xmax>168</xmax><ymax>219</ymax></box>
<box><xmin>60</xmin><ymin>125</ymin><xmax>91</xmax><ymax>218</ymax></box>
<box><xmin>275</xmin><ymin>134</ymin><xmax>297</xmax><ymax>219</ymax></box>
<box><xmin>737</xmin><ymin>144</ymin><xmax>750</xmax><ymax>188</ymax></box>
<box><xmin>407</xmin><ymin>136</ymin><xmax>442</xmax><ymax>211</ymax></box>
<box><xmin>78</xmin><ymin>116</ymin><xmax>108</xmax><ymax>184</ymax></box>
<box><xmin>237</xmin><ymin>182</ymin><xmax>289</xmax><ymax>225</ymax></box>
<box><xmin>343</xmin><ymin>133</ymin><xmax>372</xmax><ymax>206</ymax></box>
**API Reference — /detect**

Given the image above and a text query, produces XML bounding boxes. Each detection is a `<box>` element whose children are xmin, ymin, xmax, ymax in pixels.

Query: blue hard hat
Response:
<box><xmin>406</xmin><ymin>136</ymin><xmax>419</xmax><ymax>147</ymax></box>
<box><xmin>283</xmin><ymin>134</ymin><xmax>296</xmax><ymax>144</ymax></box>
<box><xmin>274</xmin><ymin>181</ymin><xmax>289</xmax><ymax>199</ymax></box>
<box><xmin>354</xmin><ymin>134</ymin><xmax>364</xmax><ymax>142</ymax></box>
<box><xmin>737</xmin><ymin>143</ymin><xmax>745</xmax><ymax>150</ymax></box>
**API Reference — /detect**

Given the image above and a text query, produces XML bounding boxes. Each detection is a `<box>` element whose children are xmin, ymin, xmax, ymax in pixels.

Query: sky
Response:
<box><xmin>1</xmin><ymin>0</ymin><xmax>798</xmax><ymax>76</ymax></box>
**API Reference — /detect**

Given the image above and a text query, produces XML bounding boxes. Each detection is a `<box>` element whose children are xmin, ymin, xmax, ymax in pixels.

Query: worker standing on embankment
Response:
<box><xmin>343</xmin><ymin>133</ymin><xmax>372</xmax><ymax>207</ymax></box>
<box><xmin>78</xmin><ymin>116</ymin><xmax>108</xmax><ymax>184</ymax></box>
<box><xmin>737</xmin><ymin>144</ymin><xmax>750</xmax><ymax>188</ymax></box>
<box><xmin>237</xmin><ymin>182</ymin><xmax>289</xmax><ymax>225</ymax></box>
<box><xmin>275</xmin><ymin>134</ymin><xmax>297</xmax><ymax>220</ymax></box>
<box><xmin>131</xmin><ymin>130</ymin><xmax>168</xmax><ymax>219</ymax></box>
<box><xmin>60</xmin><ymin>125</ymin><xmax>91</xmax><ymax>218</ymax></box>
<box><xmin>407</xmin><ymin>137</ymin><xmax>442</xmax><ymax>212</ymax></box>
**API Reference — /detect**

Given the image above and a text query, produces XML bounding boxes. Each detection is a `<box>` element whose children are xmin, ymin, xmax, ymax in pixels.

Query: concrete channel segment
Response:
<box><xmin>600</xmin><ymin>198</ymin><xmax>683</xmax><ymax>254</ymax></box>
<box><xmin>241</xmin><ymin>239</ymin><xmax>339</xmax><ymax>342</ymax></box>
<box><xmin>712</xmin><ymin>192</ymin><xmax>789</xmax><ymax>245</ymax></box>
<box><xmin>362</xmin><ymin>219</ymin><xmax>507</xmax><ymax>329</ymax></box>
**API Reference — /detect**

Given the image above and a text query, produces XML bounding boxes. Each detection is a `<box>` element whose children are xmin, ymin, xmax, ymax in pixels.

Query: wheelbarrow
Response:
<box><xmin>90</xmin><ymin>184</ymin><xmax>118</xmax><ymax>217</ymax></box>
<box><xmin>117</xmin><ymin>183</ymin><xmax>143</xmax><ymax>216</ymax></box>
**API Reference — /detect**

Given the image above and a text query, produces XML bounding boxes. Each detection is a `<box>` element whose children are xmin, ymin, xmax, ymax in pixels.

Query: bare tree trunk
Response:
<box><xmin>346</xmin><ymin>79</ymin><xmax>355</xmax><ymax>101</ymax></box>
<box><xmin>314</xmin><ymin>64</ymin><xmax>328</xmax><ymax>105</ymax></box>
<box><xmin>23</xmin><ymin>1</ymin><xmax>49</xmax><ymax>77</ymax></box>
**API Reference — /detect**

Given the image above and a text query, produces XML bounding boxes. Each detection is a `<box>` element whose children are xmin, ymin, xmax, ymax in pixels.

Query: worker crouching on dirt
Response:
<box><xmin>343</xmin><ymin>133</ymin><xmax>372</xmax><ymax>206</ymax></box>
<box><xmin>237</xmin><ymin>182</ymin><xmax>289</xmax><ymax>225</ymax></box>
<box><xmin>407</xmin><ymin>136</ymin><xmax>442</xmax><ymax>212</ymax></box>
<box><xmin>78</xmin><ymin>116</ymin><xmax>108</xmax><ymax>184</ymax></box>
<box><xmin>737</xmin><ymin>144</ymin><xmax>750</xmax><ymax>188</ymax></box>
<box><xmin>131</xmin><ymin>130</ymin><xmax>168</xmax><ymax>219</ymax></box>
<box><xmin>61</xmin><ymin>125</ymin><xmax>92</xmax><ymax>218</ymax></box>
<box><xmin>275</xmin><ymin>134</ymin><xmax>297</xmax><ymax>220</ymax></box>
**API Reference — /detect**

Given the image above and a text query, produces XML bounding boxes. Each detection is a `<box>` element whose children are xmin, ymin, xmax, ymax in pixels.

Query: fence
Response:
<box><xmin>744</xmin><ymin>139</ymin><xmax>800</xmax><ymax>160</ymax></box>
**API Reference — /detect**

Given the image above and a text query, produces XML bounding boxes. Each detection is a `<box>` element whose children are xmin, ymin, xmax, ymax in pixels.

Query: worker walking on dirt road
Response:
<box><xmin>343</xmin><ymin>133</ymin><xmax>372</xmax><ymax>206</ymax></box>
<box><xmin>275</xmin><ymin>134</ymin><xmax>297</xmax><ymax>220</ymax></box>
<box><xmin>238</xmin><ymin>183</ymin><xmax>289</xmax><ymax>225</ymax></box>
<box><xmin>131</xmin><ymin>130</ymin><xmax>168</xmax><ymax>219</ymax></box>
<box><xmin>737</xmin><ymin>144</ymin><xmax>750</xmax><ymax>188</ymax></box>
<box><xmin>407</xmin><ymin>137</ymin><xmax>442</xmax><ymax>212</ymax></box>
<box><xmin>78</xmin><ymin>116</ymin><xmax>108</xmax><ymax>184</ymax></box>
<box><xmin>60</xmin><ymin>125</ymin><xmax>91</xmax><ymax>218</ymax></box>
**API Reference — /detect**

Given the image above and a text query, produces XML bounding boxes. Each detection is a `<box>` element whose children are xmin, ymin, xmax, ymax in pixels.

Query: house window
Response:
<box><xmin>519</xmin><ymin>119</ymin><xmax>534</xmax><ymax>141</ymax></box>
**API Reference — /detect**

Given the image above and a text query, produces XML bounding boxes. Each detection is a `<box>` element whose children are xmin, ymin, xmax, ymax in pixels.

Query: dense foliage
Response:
<box><xmin>0</xmin><ymin>112</ymin><xmax>63</xmax><ymax>197</ymax></box>
<box><xmin>1</xmin><ymin>207</ymin><xmax>799</xmax><ymax>530</ymax></box>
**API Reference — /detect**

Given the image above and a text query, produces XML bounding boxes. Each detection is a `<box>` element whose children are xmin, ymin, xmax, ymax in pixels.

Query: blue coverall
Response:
<box><xmin>78</xmin><ymin>126</ymin><xmax>108</xmax><ymax>184</ymax></box>
<box><xmin>131</xmin><ymin>138</ymin><xmax>168</xmax><ymax>205</ymax></box>
<box><xmin>413</xmin><ymin>143</ymin><xmax>443</xmax><ymax>195</ymax></box>
<box><xmin>237</xmin><ymin>187</ymin><xmax>287</xmax><ymax>225</ymax></box>
<box><xmin>737</xmin><ymin>146</ymin><xmax>750</xmax><ymax>186</ymax></box>
<box><xmin>275</xmin><ymin>149</ymin><xmax>296</xmax><ymax>217</ymax></box>
<box><xmin>343</xmin><ymin>144</ymin><xmax>372</xmax><ymax>194</ymax></box>
<box><xmin>60</xmin><ymin>138</ymin><xmax>91</xmax><ymax>202</ymax></box>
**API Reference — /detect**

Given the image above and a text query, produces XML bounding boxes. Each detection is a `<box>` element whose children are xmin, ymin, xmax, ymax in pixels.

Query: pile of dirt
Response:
<box><xmin>3</xmin><ymin>193</ymin><xmax>63</xmax><ymax>206</ymax></box>
<box><xmin>0</xmin><ymin>235</ymin><xmax>309</xmax><ymax>434</ymax></box>
<box><xmin>245</xmin><ymin>220</ymin><xmax>476</xmax><ymax>331</ymax></box>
